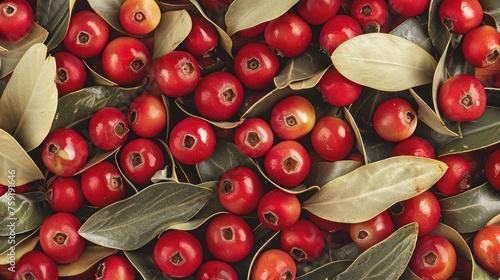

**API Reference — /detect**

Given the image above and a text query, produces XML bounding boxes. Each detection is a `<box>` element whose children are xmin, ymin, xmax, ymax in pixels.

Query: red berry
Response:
<box><xmin>390</xmin><ymin>136</ymin><xmax>436</xmax><ymax>159</ymax></box>
<box><xmin>462</xmin><ymin>25</ymin><xmax>500</xmax><ymax>68</ymax></box>
<box><xmin>297</xmin><ymin>0</ymin><xmax>341</xmax><ymax>25</ymax></box>
<box><xmin>435</xmin><ymin>154</ymin><xmax>472</xmax><ymax>196</ymax></box>
<box><xmin>350</xmin><ymin>0</ymin><xmax>389</xmax><ymax>28</ymax></box>
<box><xmin>53</xmin><ymin>51</ymin><xmax>87</xmax><ymax>95</ymax></box>
<box><xmin>318</xmin><ymin>67</ymin><xmax>363</xmax><ymax>107</ymax></box>
<box><xmin>485</xmin><ymin>148</ymin><xmax>500</xmax><ymax>190</ymax></box>
<box><xmin>257</xmin><ymin>189</ymin><xmax>301</xmax><ymax>231</ymax></box>
<box><xmin>310</xmin><ymin>116</ymin><xmax>355</xmax><ymax>162</ymax></box>
<box><xmin>410</xmin><ymin>235</ymin><xmax>457</xmax><ymax>279</ymax></box>
<box><xmin>119</xmin><ymin>0</ymin><xmax>161</xmax><ymax>36</ymax></box>
<box><xmin>81</xmin><ymin>161</ymin><xmax>126</xmax><ymax>208</ymax></box>
<box><xmin>95</xmin><ymin>255</ymin><xmax>136</xmax><ymax>280</ymax></box>
<box><xmin>373</xmin><ymin>98</ymin><xmax>418</xmax><ymax>142</ymax></box>
<box><xmin>63</xmin><ymin>10</ymin><xmax>110</xmax><ymax>58</ymax></box>
<box><xmin>319</xmin><ymin>14</ymin><xmax>363</xmax><ymax>56</ymax></box>
<box><xmin>349</xmin><ymin>210</ymin><xmax>394</xmax><ymax>250</ymax></box>
<box><xmin>183</xmin><ymin>14</ymin><xmax>219</xmax><ymax>58</ymax></box>
<box><xmin>0</xmin><ymin>0</ymin><xmax>34</xmax><ymax>42</ymax></box>
<box><xmin>218</xmin><ymin>166</ymin><xmax>264</xmax><ymax>215</ymax></box>
<box><xmin>155</xmin><ymin>50</ymin><xmax>201</xmax><ymax>98</ymax></box>
<box><xmin>120</xmin><ymin>138</ymin><xmax>165</xmax><ymax>186</ymax></box>
<box><xmin>388</xmin><ymin>0</ymin><xmax>430</xmax><ymax>17</ymax></box>
<box><xmin>264</xmin><ymin>140</ymin><xmax>311</xmax><ymax>188</ymax></box>
<box><xmin>233</xmin><ymin>42</ymin><xmax>280</xmax><ymax>90</ymax></box>
<box><xmin>438</xmin><ymin>0</ymin><xmax>483</xmax><ymax>35</ymax></box>
<box><xmin>47</xmin><ymin>176</ymin><xmax>84</xmax><ymax>213</ymax></box>
<box><xmin>14</xmin><ymin>251</ymin><xmax>59</xmax><ymax>280</ymax></box>
<box><xmin>127</xmin><ymin>93</ymin><xmax>167</xmax><ymax>138</ymax></box>
<box><xmin>280</xmin><ymin>219</ymin><xmax>325</xmax><ymax>261</ymax></box>
<box><xmin>234</xmin><ymin>118</ymin><xmax>274</xmax><ymax>158</ymax></box>
<box><xmin>264</xmin><ymin>12</ymin><xmax>312</xmax><ymax>57</ymax></box>
<box><xmin>197</xmin><ymin>260</ymin><xmax>238</xmax><ymax>280</ymax></box>
<box><xmin>88</xmin><ymin>107</ymin><xmax>130</xmax><ymax>150</ymax></box>
<box><xmin>251</xmin><ymin>249</ymin><xmax>297</xmax><ymax>280</ymax></box>
<box><xmin>270</xmin><ymin>95</ymin><xmax>316</xmax><ymax>140</ymax></box>
<box><xmin>169</xmin><ymin>117</ymin><xmax>216</xmax><ymax>165</ymax></box>
<box><xmin>472</xmin><ymin>224</ymin><xmax>500</xmax><ymax>276</ymax></box>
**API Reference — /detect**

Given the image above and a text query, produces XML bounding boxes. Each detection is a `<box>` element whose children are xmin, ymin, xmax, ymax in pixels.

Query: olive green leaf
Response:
<box><xmin>0</xmin><ymin>24</ymin><xmax>49</xmax><ymax>79</ymax></box>
<box><xmin>78</xmin><ymin>182</ymin><xmax>212</xmax><ymax>250</ymax></box>
<box><xmin>430</xmin><ymin>35</ymin><xmax>461</xmax><ymax>137</ymax></box>
<box><xmin>486</xmin><ymin>87</ymin><xmax>500</xmax><ymax>107</ymax></box>
<box><xmin>289</xmin><ymin>65</ymin><xmax>330</xmax><ymax>90</ymax></box>
<box><xmin>440</xmin><ymin>183</ymin><xmax>500</xmax><ymax>233</ymax></box>
<box><xmin>151</xmin><ymin>140</ymin><xmax>178</xmax><ymax>184</ymax></box>
<box><xmin>75</xmin><ymin>147</ymin><xmax>121</xmax><ymax>176</ymax></box>
<box><xmin>124</xmin><ymin>241</ymin><xmax>175</xmax><ymax>280</ymax></box>
<box><xmin>0</xmin><ymin>191</ymin><xmax>51</xmax><ymax>236</ymax></box>
<box><xmin>0</xmin><ymin>130</ymin><xmax>44</xmax><ymax>186</ymax></box>
<box><xmin>330</xmin><ymin>242</ymin><xmax>363</xmax><ymax>261</ymax></box>
<box><xmin>389</xmin><ymin>15</ymin><xmax>432</xmax><ymax>53</ymax></box>
<box><xmin>409</xmin><ymin>88</ymin><xmax>458</xmax><ymax>137</ymax></box>
<box><xmin>164</xmin><ymin>181</ymin><xmax>227</xmax><ymax>232</ymax></box>
<box><xmin>0</xmin><ymin>43</ymin><xmax>57</xmax><ymax>152</ymax></box>
<box><xmin>83</xmin><ymin>59</ymin><xmax>117</xmax><ymax>86</ymax></box>
<box><xmin>196</xmin><ymin>139</ymin><xmax>256</xmax><ymax>182</ymax></box>
<box><xmin>153</xmin><ymin>10</ymin><xmax>192</xmax><ymax>59</ymax></box>
<box><xmin>332</xmin><ymin>223</ymin><xmax>418</xmax><ymax>280</ymax></box>
<box><xmin>274</xmin><ymin>46</ymin><xmax>331</xmax><ymax>89</ymax></box>
<box><xmin>436</xmin><ymin>107</ymin><xmax>500</xmax><ymax>156</ymax></box>
<box><xmin>302</xmin><ymin>156</ymin><xmax>447</xmax><ymax>223</ymax></box>
<box><xmin>0</xmin><ymin>229</ymin><xmax>37</xmax><ymax>255</ymax></box>
<box><xmin>50</xmin><ymin>81</ymin><xmax>145</xmax><ymax>131</ymax></box>
<box><xmin>57</xmin><ymin>246</ymin><xmax>118</xmax><ymax>277</ymax></box>
<box><xmin>36</xmin><ymin>0</ymin><xmax>76</xmax><ymax>50</ymax></box>
<box><xmin>0</xmin><ymin>236</ymin><xmax>38</xmax><ymax>265</ymax></box>
<box><xmin>331</xmin><ymin>33</ymin><xmax>437</xmax><ymax>92</ymax></box>
<box><xmin>447</xmin><ymin>40</ymin><xmax>475</xmax><ymax>77</ymax></box>
<box><xmin>305</xmin><ymin>160</ymin><xmax>363</xmax><ymax>188</ymax></box>
<box><xmin>428</xmin><ymin>0</ymin><xmax>452</xmax><ymax>56</ymax></box>
<box><xmin>297</xmin><ymin>260</ymin><xmax>353</xmax><ymax>280</ymax></box>
<box><xmin>190</xmin><ymin>0</ymin><xmax>233</xmax><ymax>56</ymax></box>
<box><xmin>88</xmin><ymin>0</ymin><xmax>147</xmax><ymax>37</ymax></box>
<box><xmin>430</xmin><ymin>223</ymin><xmax>496</xmax><ymax>280</ymax></box>
<box><xmin>225</xmin><ymin>0</ymin><xmax>298</xmax><ymax>36</ymax></box>
<box><xmin>481</xmin><ymin>0</ymin><xmax>500</xmax><ymax>30</ymax></box>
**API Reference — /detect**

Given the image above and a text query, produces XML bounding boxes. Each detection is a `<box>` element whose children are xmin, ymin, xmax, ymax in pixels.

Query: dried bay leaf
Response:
<box><xmin>440</xmin><ymin>183</ymin><xmax>500</xmax><ymax>233</ymax></box>
<box><xmin>0</xmin><ymin>24</ymin><xmax>49</xmax><ymax>79</ymax></box>
<box><xmin>78</xmin><ymin>182</ymin><xmax>212</xmax><ymax>250</ymax></box>
<box><xmin>0</xmin><ymin>43</ymin><xmax>57</xmax><ymax>151</ymax></box>
<box><xmin>0</xmin><ymin>236</ymin><xmax>38</xmax><ymax>264</ymax></box>
<box><xmin>305</xmin><ymin>160</ymin><xmax>363</xmax><ymax>188</ymax></box>
<box><xmin>297</xmin><ymin>260</ymin><xmax>352</xmax><ymax>279</ymax></box>
<box><xmin>153</xmin><ymin>10</ymin><xmax>192</xmax><ymax>59</ymax></box>
<box><xmin>0</xmin><ymin>130</ymin><xmax>44</xmax><ymax>186</ymax></box>
<box><xmin>331</xmin><ymin>33</ymin><xmax>437</xmax><ymax>92</ymax></box>
<box><xmin>50</xmin><ymin>81</ymin><xmax>145</xmax><ymax>131</ymax></box>
<box><xmin>0</xmin><ymin>191</ymin><xmax>51</xmax><ymax>236</ymax></box>
<box><xmin>302</xmin><ymin>156</ymin><xmax>447</xmax><ymax>223</ymax></box>
<box><xmin>0</xmin><ymin>230</ymin><xmax>37</xmax><ymax>255</ymax></box>
<box><xmin>36</xmin><ymin>0</ymin><xmax>76</xmax><ymax>50</ymax></box>
<box><xmin>57</xmin><ymin>246</ymin><xmax>118</xmax><ymax>277</ymax></box>
<box><xmin>225</xmin><ymin>0</ymin><xmax>298</xmax><ymax>36</ymax></box>
<box><xmin>332</xmin><ymin>223</ymin><xmax>418</xmax><ymax>280</ymax></box>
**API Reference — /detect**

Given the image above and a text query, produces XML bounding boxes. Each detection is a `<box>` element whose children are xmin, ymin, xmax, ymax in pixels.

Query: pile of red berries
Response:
<box><xmin>1</xmin><ymin>0</ymin><xmax>500</xmax><ymax>279</ymax></box>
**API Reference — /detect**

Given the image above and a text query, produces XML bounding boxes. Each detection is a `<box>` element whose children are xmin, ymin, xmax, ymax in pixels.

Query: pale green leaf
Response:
<box><xmin>0</xmin><ymin>192</ymin><xmax>51</xmax><ymax>236</ymax></box>
<box><xmin>0</xmin><ymin>236</ymin><xmax>38</xmax><ymax>265</ymax></box>
<box><xmin>153</xmin><ymin>10</ymin><xmax>192</xmax><ymax>59</ymax></box>
<box><xmin>331</xmin><ymin>33</ymin><xmax>437</xmax><ymax>92</ymax></box>
<box><xmin>302</xmin><ymin>156</ymin><xmax>447</xmax><ymax>223</ymax></box>
<box><xmin>57</xmin><ymin>246</ymin><xmax>118</xmax><ymax>277</ymax></box>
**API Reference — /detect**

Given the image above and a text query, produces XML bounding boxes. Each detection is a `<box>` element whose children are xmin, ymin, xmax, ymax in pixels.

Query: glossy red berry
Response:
<box><xmin>199</xmin><ymin>0</ymin><xmax>233</xmax><ymax>15</ymax></box>
<box><xmin>154</xmin><ymin>230</ymin><xmax>203</xmax><ymax>278</ymax></box>
<box><xmin>63</xmin><ymin>10</ymin><xmax>110</xmax><ymax>58</ymax></box>
<box><xmin>218</xmin><ymin>166</ymin><xmax>264</xmax><ymax>215</ymax></box>
<box><xmin>307</xmin><ymin>211</ymin><xmax>350</xmax><ymax>233</ymax></box>
<box><xmin>264</xmin><ymin>140</ymin><xmax>311</xmax><ymax>188</ymax></box>
<box><xmin>234</xmin><ymin>117</ymin><xmax>274</xmax><ymax>158</ymax></box>
<box><xmin>264</xmin><ymin>12</ymin><xmax>312</xmax><ymax>57</ymax></box>
<box><xmin>47</xmin><ymin>176</ymin><xmax>84</xmax><ymax>213</ymax></box>
<box><xmin>270</xmin><ymin>95</ymin><xmax>316</xmax><ymax>140</ymax></box>
<box><xmin>462</xmin><ymin>25</ymin><xmax>500</xmax><ymax>68</ymax></box>
<box><xmin>251</xmin><ymin>249</ymin><xmax>297</xmax><ymax>280</ymax></box>
<box><xmin>53</xmin><ymin>51</ymin><xmax>87</xmax><ymax>95</ymax></box>
<box><xmin>81</xmin><ymin>161</ymin><xmax>126</xmax><ymax>208</ymax></box>
<box><xmin>101</xmin><ymin>36</ymin><xmax>151</xmax><ymax>86</ymax></box>
<box><xmin>0</xmin><ymin>0</ymin><xmax>34</xmax><ymax>42</ymax></box>
<box><xmin>119</xmin><ymin>0</ymin><xmax>161</xmax><ymax>36</ymax></box>
<box><xmin>349</xmin><ymin>210</ymin><xmax>394</xmax><ymax>250</ymax></box>
<box><xmin>169</xmin><ymin>117</ymin><xmax>216</xmax><ymax>165</ymax></box>
<box><xmin>41</xmin><ymin>128</ymin><xmax>89</xmax><ymax>177</ymax></box>
<box><xmin>350</xmin><ymin>0</ymin><xmax>389</xmax><ymax>28</ymax></box>
<box><xmin>410</xmin><ymin>235</ymin><xmax>457</xmax><ymax>280</ymax></box>
<box><xmin>233</xmin><ymin>42</ymin><xmax>280</xmax><ymax>90</ymax></box>
<box><xmin>439</xmin><ymin>0</ymin><xmax>483</xmax><ymax>35</ymax></box>
<box><xmin>297</xmin><ymin>0</ymin><xmax>341</xmax><ymax>25</ymax></box>
<box><xmin>390</xmin><ymin>190</ymin><xmax>441</xmax><ymax>237</ymax></box>
<box><xmin>120</xmin><ymin>138</ymin><xmax>165</xmax><ymax>186</ymax></box>
<box><xmin>485</xmin><ymin>148</ymin><xmax>500</xmax><ymax>190</ymax></box>
<box><xmin>310</xmin><ymin>116</ymin><xmax>355</xmax><ymax>162</ymax></box>
<box><xmin>438</xmin><ymin>74</ymin><xmax>487</xmax><ymax>122</ymax></box>
<box><xmin>197</xmin><ymin>260</ymin><xmax>238</xmax><ymax>280</ymax></box>
<box><xmin>373</xmin><ymin>98</ymin><xmax>418</xmax><ymax>142</ymax></box>
<box><xmin>472</xmin><ymin>224</ymin><xmax>500</xmax><ymax>276</ymax></box>
<box><xmin>390</xmin><ymin>136</ymin><xmax>436</xmax><ymax>159</ymax></box>
<box><xmin>319</xmin><ymin>14</ymin><xmax>363</xmax><ymax>56</ymax></box>
<box><xmin>435</xmin><ymin>154</ymin><xmax>472</xmax><ymax>196</ymax></box>
<box><xmin>127</xmin><ymin>93</ymin><xmax>167</xmax><ymax>138</ymax></box>
<box><xmin>95</xmin><ymin>255</ymin><xmax>136</xmax><ymax>280</ymax></box>
<box><xmin>280</xmin><ymin>219</ymin><xmax>325</xmax><ymax>261</ymax></box>
<box><xmin>205</xmin><ymin>213</ymin><xmax>254</xmax><ymax>263</ymax></box>
<box><xmin>88</xmin><ymin>107</ymin><xmax>130</xmax><ymax>150</ymax></box>
<box><xmin>388</xmin><ymin>0</ymin><xmax>430</xmax><ymax>17</ymax></box>
<box><xmin>318</xmin><ymin>67</ymin><xmax>363</xmax><ymax>107</ymax></box>
<box><xmin>14</xmin><ymin>250</ymin><xmax>59</xmax><ymax>280</ymax></box>
<box><xmin>257</xmin><ymin>188</ymin><xmax>301</xmax><ymax>231</ymax></box>
<box><xmin>183</xmin><ymin>14</ymin><xmax>219</xmax><ymax>58</ymax></box>
<box><xmin>39</xmin><ymin>212</ymin><xmax>85</xmax><ymax>264</ymax></box>
<box><xmin>155</xmin><ymin>50</ymin><xmax>201</xmax><ymax>98</ymax></box>
<box><xmin>194</xmin><ymin>71</ymin><xmax>245</xmax><ymax>121</ymax></box>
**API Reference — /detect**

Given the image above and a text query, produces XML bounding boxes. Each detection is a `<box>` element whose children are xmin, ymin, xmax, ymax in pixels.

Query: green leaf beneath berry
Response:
<box><xmin>297</xmin><ymin>260</ymin><xmax>353</xmax><ymax>280</ymax></box>
<box><xmin>57</xmin><ymin>246</ymin><xmax>118</xmax><ymax>277</ymax></box>
<box><xmin>331</xmin><ymin>33</ymin><xmax>437</xmax><ymax>92</ymax></box>
<box><xmin>124</xmin><ymin>241</ymin><xmax>174</xmax><ymax>280</ymax></box>
<box><xmin>481</xmin><ymin>0</ymin><xmax>500</xmax><ymax>30</ymax></box>
<box><xmin>153</xmin><ymin>10</ymin><xmax>192</xmax><ymax>60</ymax></box>
<box><xmin>78</xmin><ymin>182</ymin><xmax>212</xmax><ymax>250</ymax></box>
<box><xmin>35</xmin><ymin>0</ymin><xmax>75</xmax><ymax>50</ymax></box>
<box><xmin>302</xmin><ymin>156</ymin><xmax>447</xmax><ymax>223</ymax></box>
<box><xmin>0</xmin><ymin>191</ymin><xmax>51</xmax><ymax>236</ymax></box>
